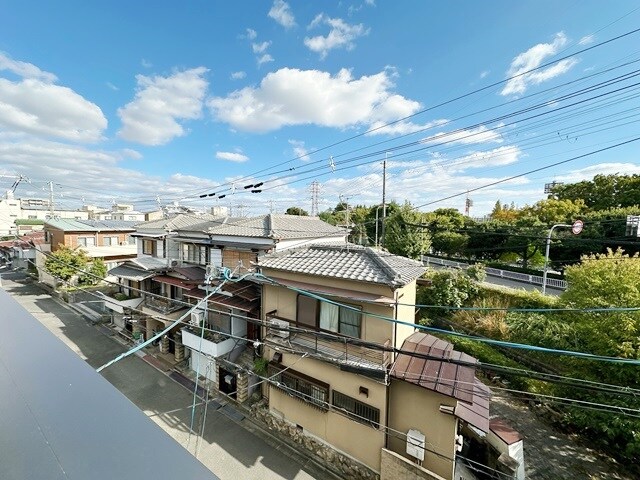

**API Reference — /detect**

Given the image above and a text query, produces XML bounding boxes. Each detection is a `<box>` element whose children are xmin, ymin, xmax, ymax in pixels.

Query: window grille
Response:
<box><xmin>268</xmin><ymin>364</ymin><xmax>329</xmax><ymax>410</ymax></box>
<box><xmin>332</xmin><ymin>390</ymin><xmax>380</xmax><ymax>427</ymax></box>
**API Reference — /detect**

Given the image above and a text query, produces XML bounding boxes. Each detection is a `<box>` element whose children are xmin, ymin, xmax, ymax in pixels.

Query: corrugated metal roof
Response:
<box><xmin>130</xmin><ymin>256</ymin><xmax>168</xmax><ymax>270</ymax></box>
<box><xmin>390</xmin><ymin>332</ymin><xmax>478</xmax><ymax>403</ymax></box>
<box><xmin>258</xmin><ymin>244</ymin><xmax>426</xmax><ymax>287</ymax></box>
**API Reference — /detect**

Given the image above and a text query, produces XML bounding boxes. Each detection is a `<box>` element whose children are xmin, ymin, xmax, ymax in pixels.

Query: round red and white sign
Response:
<box><xmin>572</xmin><ymin>220</ymin><xmax>584</xmax><ymax>235</ymax></box>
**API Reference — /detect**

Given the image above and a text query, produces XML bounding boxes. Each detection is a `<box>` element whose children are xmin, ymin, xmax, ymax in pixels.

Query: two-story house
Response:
<box><xmin>256</xmin><ymin>244</ymin><xmax>426</xmax><ymax>475</ymax></box>
<box><xmin>255</xmin><ymin>244</ymin><xmax>493</xmax><ymax>480</ymax></box>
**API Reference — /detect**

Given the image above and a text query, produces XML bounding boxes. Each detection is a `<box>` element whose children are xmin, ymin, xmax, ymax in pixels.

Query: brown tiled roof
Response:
<box><xmin>172</xmin><ymin>266</ymin><xmax>206</xmax><ymax>281</ymax></box>
<box><xmin>390</xmin><ymin>332</ymin><xmax>477</xmax><ymax>403</ymax></box>
<box><xmin>152</xmin><ymin>275</ymin><xmax>199</xmax><ymax>289</ymax></box>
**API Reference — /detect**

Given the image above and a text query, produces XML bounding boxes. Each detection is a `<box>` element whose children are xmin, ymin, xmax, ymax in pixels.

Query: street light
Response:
<box><xmin>542</xmin><ymin>220</ymin><xmax>583</xmax><ymax>294</ymax></box>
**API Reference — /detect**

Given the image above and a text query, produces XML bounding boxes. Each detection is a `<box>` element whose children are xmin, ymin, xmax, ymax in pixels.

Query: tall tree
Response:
<box><xmin>285</xmin><ymin>207</ymin><xmax>309</xmax><ymax>216</ymax></box>
<box><xmin>383</xmin><ymin>201</ymin><xmax>431</xmax><ymax>259</ymax></box>
<box><xmin>44</xmin><ymin>245</ymin><xmax>89</xmax><ymax>282</ymax></box>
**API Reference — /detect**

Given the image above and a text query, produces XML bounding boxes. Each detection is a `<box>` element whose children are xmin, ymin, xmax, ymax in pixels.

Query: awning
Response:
<box><xmin>263</xmin><ymin>277</ymin><xmax>394</xmax><ymax>304</ymax></box>
<box><xmin>108</xmin><ymin>265</ymin><xmax>156</xmax><ymax>282</ymax></box>
<box><xmin>184</xmin><ymin>288</ymin><xmax>259</xmax><ymax>313</ymax></box>
<box><xmin>152</xmin><ymin>275</ymin><xmax>198</xmax><ymax>289</ymax></box>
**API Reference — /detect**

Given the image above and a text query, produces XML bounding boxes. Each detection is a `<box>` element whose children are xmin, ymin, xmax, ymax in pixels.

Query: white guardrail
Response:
<box><xmin>422</xmin><ymin>256</ymin><xmax>567</xmax><ymax>290</ymax></box>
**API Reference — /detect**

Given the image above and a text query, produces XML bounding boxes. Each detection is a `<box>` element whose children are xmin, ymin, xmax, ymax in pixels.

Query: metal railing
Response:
<box><xmin>422</xmin><ymin>255</ymin><xmax>567</xmax><ymax>290</ymax></box>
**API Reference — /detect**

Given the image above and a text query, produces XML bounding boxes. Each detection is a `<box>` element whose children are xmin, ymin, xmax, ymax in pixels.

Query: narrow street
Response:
<box><xmin>1</xmin><ymin>271</ymin><xmax>332</xmax><ymax>480</ymax></box>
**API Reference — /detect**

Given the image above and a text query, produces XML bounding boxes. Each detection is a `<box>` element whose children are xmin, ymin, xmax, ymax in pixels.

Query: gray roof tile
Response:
<box><xmin>45</xmin><ymin>218</ymin><xmax>138</xmax><ymax>232</ymax></box>
<box><xmin>258</xmin><ymin>244</ymin><xmax>426</xmax><ymax>287</ymax></box>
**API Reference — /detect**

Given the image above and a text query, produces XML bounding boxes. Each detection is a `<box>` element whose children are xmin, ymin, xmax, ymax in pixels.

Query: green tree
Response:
<box><xmin>520</xmin><ymin>198</ymin><xmax>586</xmax><ymax>224</ymax></box>
<box><xmin>431</xmin><ymin>231</ymin><xmax>469</xmax><ymax>256</ymax></box>
<box><xmin>561</xmin><ymin>248</ymin><xmax>640</xmax><ymax>359</ymax></box>
<box><xmin>418</xmin><ymin>270</ymin><xmax>480</xmax><ymax>308</ymax></box>
<box><xmin>383</xmin><ymin>201</ymin><xmax>431</xmax><ymax>259</ymax></box>
<box><xmin>551</xmin><ymin>174</ymin><xmax>640</xmax><ymax>210</ymax></box>
<box><xmin>285</xmin><ymin>207</ymin><xmax>309</xmax><ymax>216</ymax></box>
<box><xmin>44</xmin><ymin>245</ymin><xmax>89</xmax><ymax>282</ymax></box>
<box><xmin>79</xmin><ymin>257</ymin><xmax>107</xmax><ymax>286</ymax></box>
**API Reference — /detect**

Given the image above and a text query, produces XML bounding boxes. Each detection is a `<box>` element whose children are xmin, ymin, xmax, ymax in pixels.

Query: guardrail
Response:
<box><xmin>422</xmin><ymin>256</ymin><xmax>567</xmax><ymax>290</ymax></box>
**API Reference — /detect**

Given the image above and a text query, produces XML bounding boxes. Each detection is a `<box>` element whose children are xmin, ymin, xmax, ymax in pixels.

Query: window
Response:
<box><xmin>77</xmin><ymin>236</ymin><xmax>95</xmax><ymax>247</ymax></box>
<box><xmin>268</xmin><ymin>364</ymin><xmax>329</xmax><ymax>410</ymax></box>
<box><xmin>182</xmin><ymin>244</ymin><xmax>207</xmax><ymax>264</ymax></box>
<box><xmin>103</xmin><ymin>236</ymin><xmax>118</xmax><ymax>246</ymax></box>
<box><xmin>332</xmin><ymin>390</ymin><xmax>380</xmax><ymax>428</ymax></box>
<box><xmin>295</xmin><ymin>295</ymin><xmax>362</xmax><ymax>338</ymax></box>
<box><xmin>142</xmin><ymin>239</ymin><xmax>155</xmax><ymax>255</ymax></box>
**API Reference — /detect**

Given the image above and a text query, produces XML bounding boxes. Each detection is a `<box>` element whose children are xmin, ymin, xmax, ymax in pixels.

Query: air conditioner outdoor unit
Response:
<box><xmin>270</xmin><ymin>319</ymin><xmax>290</xmax><ymax>339</ymax></box>
<box><xmin>190</xmin><ymin>310</ymin><xmax>205</xmax><ymax>326</ymax></box>
<box><xmin>169</xmin><ymin>258</ymin><xmax>179</xmax><ymax>267</ymax></box>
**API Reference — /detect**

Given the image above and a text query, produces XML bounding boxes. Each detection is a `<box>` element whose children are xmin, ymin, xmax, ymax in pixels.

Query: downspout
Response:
<box><xmin>385</xmin><ymin>288</ymin><xmax>399</xmax><ymax>450</ymax></box>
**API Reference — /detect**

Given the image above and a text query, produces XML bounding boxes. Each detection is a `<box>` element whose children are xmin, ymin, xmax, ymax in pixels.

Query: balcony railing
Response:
<box><xmin>267</xmin><ymin>315</ymin><xmax>391</xmax><ymax>372</ymax></box>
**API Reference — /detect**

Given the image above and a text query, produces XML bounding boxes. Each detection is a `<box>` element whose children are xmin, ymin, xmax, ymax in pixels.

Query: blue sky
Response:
<box><xmin>1</xmin><ymin>0</ymin><xmax>639</xmax><ymax>216</ymax></box>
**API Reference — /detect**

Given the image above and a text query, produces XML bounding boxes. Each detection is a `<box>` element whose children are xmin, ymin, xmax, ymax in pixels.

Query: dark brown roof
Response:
<box><xmin>184</xmin><ymin>280</ymin><xmax>260</xmax><ymax>314</ymax></box>
<box><xmin>172</xmin><ymin>266</ymin><xmax>205</xmax><ymax>281</ymax></box>
<box><xmin>455</xmin><ymin>380</ymin><xmax>491</xmax><ymax>433</ymax></box>
<box><xmin>152</xmin><ymin>275</ymin><xmax>198</xmax><ymax>289</ymax></box>
<box><xmin>390</xmin><ymin>332</ymin><xmax>478</xmax><ymax>403</ymax></box>
<box><xmin>490</xmin><ymin>418</ymin><xmax>522</xmax><ymax>445</ymax></box>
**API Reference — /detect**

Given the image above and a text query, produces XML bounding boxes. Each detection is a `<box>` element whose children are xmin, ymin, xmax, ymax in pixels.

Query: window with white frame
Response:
<box><xmin>182</xmin><ymin>244</ymin><xmax>207</xmax><ymax>265</ymax></box>
<box><xmin>103</xmin><ymin>236</ymin><xmax>119</xmax><ymax>246</ymax></box>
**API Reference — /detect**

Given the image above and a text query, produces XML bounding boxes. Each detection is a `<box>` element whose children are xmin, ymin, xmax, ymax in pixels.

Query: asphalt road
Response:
<box><xmin>1</xmin><ymin>271</ymin><xmax>329</xmax><ymax>480</ymax></box>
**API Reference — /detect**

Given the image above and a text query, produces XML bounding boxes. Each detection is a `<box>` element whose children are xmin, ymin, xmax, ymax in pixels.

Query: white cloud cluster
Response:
<box><xmin>209</xmin><ymin>67</ymin><xmax>421</xmax><ymax>133</ymax></box>
<box><xmin>216</xmin><ymin>150</ymin><xmax>249</xmax><ymax>162</ymax></box>
<box><xmin>288</xmin><ymin>139</ymin><xmax>311</xmax><ymax>161</ymax></box>
<box><xmin>230</xmin><ymin>71</ymin><xmax>247</xmax><ymax>80</ymax></box>
<box><xmin>268</xmin><ymin>0</ymin><xmax>296</xmax><ymax>29</ymax></box>
<box><xmin>442</xmin><ymin>146</ymin><xmax>521</xmax><ymax>172</ymax></box>
<box><xmin>243</xmin><ymin>29</ymin><xmax>275</xmax><ymax>66</ymax></box>
<box><xmin>0</xmin><ymin>52</ymin><xmax>57</xmax><ymax>82</ymax></box>
<box><xmin>117</xmin><ymin>67</ymin><xmax>208</xmax><ymax>145</ymax></box>
<box><xmin>0</xmin><ymin>52</ymin><xmax>107</xmax><ymax>143</ymax></box>
<box><xmin>304</xmin><ymin>14</ymin><xmax>369</xmax><ymax>59</ymax></box>
<box><xmin>501</xmin><ymin>33</ymin><xmax>577</xmax><ymax>96</ymax></box>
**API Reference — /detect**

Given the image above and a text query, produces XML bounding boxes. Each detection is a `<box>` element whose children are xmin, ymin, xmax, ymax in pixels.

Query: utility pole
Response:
<box><xmin>381</xmin><ymin>153</ymin><xmax>387</xmax><ymax>248</ymax></box>
<box><xmin>48</xmin><ymin>181</ymin><xmax>54</xmax><ymax>216</ymax></box>
<box><xmin>310</xmin><ymin>181</ymin><xmax>320</xmax><ymax>216</ymax></box>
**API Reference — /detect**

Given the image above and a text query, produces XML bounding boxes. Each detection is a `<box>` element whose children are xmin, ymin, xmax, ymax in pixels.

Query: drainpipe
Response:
<box><xmin>385</xmin><ymin>289</ymin><xmax>399</xmax><ymax>450</ymax></box>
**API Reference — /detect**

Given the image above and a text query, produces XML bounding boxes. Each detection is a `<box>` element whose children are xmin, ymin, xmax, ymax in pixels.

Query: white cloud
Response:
<box><xmin>252</xmin><ymin>41</ymin><xmax>271</xmax><ymax>54</ymax></box>
<box><xmin>501</xmin><ymin>33</ymin><xmax>578</xmax><ymax>96</ymax></box>
<box><xmin>555</xmin><ymin>162</ymin><xmax>640</xmax><ymax>182</ymax></box>
<box><xmin>0</xmin><ymin>52</ymin><xmax>57</xmax><ymax>82</ymax></box>
<box><xmin>304</xmin><ymin>14</ymin><xmax>369</xmax><ymax>59</ymax></box>
<box><xmin>231</xmin><ymin>71</ymin><xmax>247</xmax><ymax>80</ymax></box>
<box><xmin>121</xmin><ymin>148</ymin><xmax>142</xmax><ymax>160</ymax></box>
<box><xmin>141</xmin><ymin>59</ymin><xmax>153</xmax><ymax>68</ymax></box>
<box><xmin>0</xmin><ymin>78</ymin><xmax>107</xmax><ymax>142</ymax></box>
<box><xmin>288</xmin><ymin>139</ymin><xmax>311</xmax><ymax>161</ymax></box>
<box><xmin>117</xmin><ymin>67</ymin><xmax>208</xmax><ymax>146</ymax></box>
<box><xmin>268</xmin><ymin>0</ymin><xmax>296</xmax><ymax>29</ymax></box>
<box><xmin>245</xmin><ymin>28</ymin><xmax>258</xmax><ymax>40</ymax></box>
<box><xmin>480</xmin><ymin>70</ymin><xmax>489</xmax><ymax>79</ymax></box>
<box><xmin>440</xmin><ymin>146</ymin><xmax>521</xmax><ymax>172</ymax></box>
<box><xmin>208</xmin><ymin>67</ymin><xmax>423</xmax><ymax>133</ymax></box>
<box><xmin>578</xmin><ymin>34</ymin><xmax>594</xmax><ymax>45</ymax></box>
<box><xmin>421</xmin><ymin>124</ymin><xmax>504</xmax><ymax>146</ymax></box>
<box><xmin>216</xmin><ymin>151</ymin><xmax>249</xmax><ymax>162</ymax></box>
<box><xmin>106</xmin><ymin>81</ymin><xmax>119</xmax><ymax>91</ymax></box>
<box><xmin>257</xmin><ymin>54</ymin><xmax>274</xmax><ymax>66</ymax></box>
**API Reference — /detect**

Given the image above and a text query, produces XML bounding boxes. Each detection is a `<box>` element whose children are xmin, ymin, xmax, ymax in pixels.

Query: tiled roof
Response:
<box><xmin>107</xmin><ymin>265</ymin><xmax>156</xmax><ymax>282</ymax></box>
<box><xmin>136</xmin><ymin>214</ymin><xmax>222</xmax><ymax>232</ymax></box>
<box><xmin>179</xmin><ymin>214</ymin><xmax>347</xmax><ymax>240</ymax></box>
<box><xmin>257</xmin><ymin>244</ymin><xmax>426</xmax><ymax>287</ymax></box>
<box><xmin>270</xmin><ymin>214</ymin><xmax>347</xmax><ymax>239</ymax></box>
<box><xmin>45</xmin><ymin>218</ymin><xmax>138</xmax><ymax>232</ymax></box>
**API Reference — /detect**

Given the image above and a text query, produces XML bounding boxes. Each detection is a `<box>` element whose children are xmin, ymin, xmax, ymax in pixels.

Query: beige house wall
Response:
<box><xmin>387</xmin><ymin>379</ymin><xmax>457</xmax><ymax>480</ymax></box>
<box><xmin>261</xmin><ymin>269</ymin><xmax>419</xmax><ymax>346</ymax></box>
<box><xmin>267</xmin><ymin>349</ymin><xmax>386</xmax><ymax>471</ymax></box>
